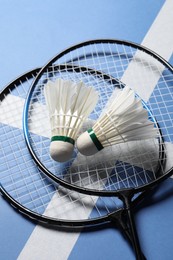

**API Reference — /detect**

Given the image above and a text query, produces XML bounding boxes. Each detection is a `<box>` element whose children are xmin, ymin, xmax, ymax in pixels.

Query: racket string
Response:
<box><xmin>27</xmin><ymin>70</ymin><xmax>162</xmax><ymax>191</ymax></box>
<box><xmin>1</xmin><ymin>40</ymin><xmax>173</xmax><ymax>225</ymax></box>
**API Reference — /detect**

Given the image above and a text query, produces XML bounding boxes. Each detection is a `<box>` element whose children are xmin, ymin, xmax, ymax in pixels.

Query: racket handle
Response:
<box><xmin>126</xmin><ymin>208</ymin><xmax>146</xmax><ymax>260</ymax></box>
<box><xmin>109</xmin><ymin>209</ymin><xmax>146</xmax><ymax>260</ymax></box>
<box><xmin>119</xmin><ymin>191</ymin><xmax>146</xmax><ymax>260</ymax></box>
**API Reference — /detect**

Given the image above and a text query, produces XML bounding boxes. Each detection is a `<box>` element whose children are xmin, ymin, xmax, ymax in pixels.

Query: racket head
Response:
<box><xmin>23</xmin><ymin>39</ymin><xmax>172</xmax><ymax>196</ymax></box>
<box><xmin>0</xmin><ymin>68</ymin><xmax>140</xmax><ymax>228</ymax></box>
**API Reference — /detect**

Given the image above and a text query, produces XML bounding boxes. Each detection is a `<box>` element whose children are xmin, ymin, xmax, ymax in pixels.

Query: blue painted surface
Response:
<box><xmin>1</xmin><ymin>1</ymin><xmax>172</xmax><ymax>260</ymax></box>
<box><xmin>0</xmin><ymin>0</ymin><xmax>165</xmax><ymax>89</ymax></box>
<box><xmin>0</xmin><ymin>196</ymin><xmax>35</xmax><ymax>260</ymax></box>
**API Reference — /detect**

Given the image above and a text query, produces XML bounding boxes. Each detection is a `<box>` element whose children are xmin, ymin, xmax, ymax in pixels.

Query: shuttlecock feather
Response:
<box><xmin>77</xmin><ymin>86</ymin><xmax>158</xmax><ymax>156</ymax></box>
<box><xmin>44</xmin><ymin>78</ymin><xmax>98</xmax><ymax>162</ymax></box>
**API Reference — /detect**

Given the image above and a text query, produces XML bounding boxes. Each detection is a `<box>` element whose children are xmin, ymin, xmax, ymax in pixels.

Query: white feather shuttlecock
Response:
<box><xmin>44</xmin><ymin>78</ymin><xmax>98</xmax><ymax>162</ymax></box>
<box><xmin>77</xmin><ymin>86</ymin><xmax>158</xmax><ymax>156</ymax></box>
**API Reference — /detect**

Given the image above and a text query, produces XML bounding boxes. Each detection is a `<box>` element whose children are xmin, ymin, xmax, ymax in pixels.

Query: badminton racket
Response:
<box><xmin>23</xmin><ymin>39</ymin><xmax>173</xmax><ymax>259</ymax></box>
<box><xmin>0</xmin><ymin>67</ymin><xmax>157</xmax><ymax>260</ymax></box>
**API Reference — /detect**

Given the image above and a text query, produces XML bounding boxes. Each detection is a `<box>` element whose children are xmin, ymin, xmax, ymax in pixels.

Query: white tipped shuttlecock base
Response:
<box><xmin>50</xmin><ymin>140</ymin><xmax>74</xmax><ymax>162</ymax></box>
<box><xmin>77</xmin><ymin>129</ymin><xmax>103</xmax><ymax>156</ymax></box>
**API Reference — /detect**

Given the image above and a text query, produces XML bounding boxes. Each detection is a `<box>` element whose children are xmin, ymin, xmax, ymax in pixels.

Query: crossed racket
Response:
<box><xmin>1</xmin><ymin>39</ymin><xmax>173</xmax><ymax>260</ymax></box>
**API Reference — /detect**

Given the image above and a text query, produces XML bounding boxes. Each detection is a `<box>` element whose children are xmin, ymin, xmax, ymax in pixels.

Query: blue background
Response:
<box><xmin>0</xmin><ymin>0</ymin><xmax>164</xmax><ymax>87</ymax></box>
<box><xmin>1</xmin><ymin>1</ymin><xmax>173</xmax><ymax>260</ymax></box>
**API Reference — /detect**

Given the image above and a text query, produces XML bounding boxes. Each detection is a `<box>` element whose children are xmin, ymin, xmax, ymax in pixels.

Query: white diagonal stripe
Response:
<box><xmin>122</xmin><ymin>0</ymin><xmax>173</xmax><ymax>101</ymax></box>
<box><xmin>16</xmin><ymin>1</ymin><xmax>173</xmax><ymax>259</ymax></box>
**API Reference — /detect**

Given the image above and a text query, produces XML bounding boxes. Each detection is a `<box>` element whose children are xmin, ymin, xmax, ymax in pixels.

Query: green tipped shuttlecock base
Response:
<box><xmin>51</xmin><ymin>136</ymin><xmax>75</xmax><ymax>145</ymax></box>
<box><xmin>87</xmin><ymin>128</ymin><xmax>104</xmax><ymax>151</ymax></box>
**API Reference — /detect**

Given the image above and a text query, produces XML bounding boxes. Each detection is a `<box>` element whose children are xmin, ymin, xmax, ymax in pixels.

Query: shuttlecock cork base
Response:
<box><xmin>76</xmin><ymin>128</ymin><xmax>103</xmax><ymax>156</ymax></box>
<box><xmin>50</xmin><ymin>136</ymin><xmax>75</xmax><ymax>162</ymax></box>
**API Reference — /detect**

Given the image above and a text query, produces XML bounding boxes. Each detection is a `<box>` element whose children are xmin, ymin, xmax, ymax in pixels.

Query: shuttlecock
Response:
<box><xmin>44</xmin><ymin>78</ymin><xmax>98</xmax><ymax>162</ymax></box>
<box><xmin>77</xmin><ymin>86</ymin><xmax>157</xmax><ymax>156</ymax></box>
